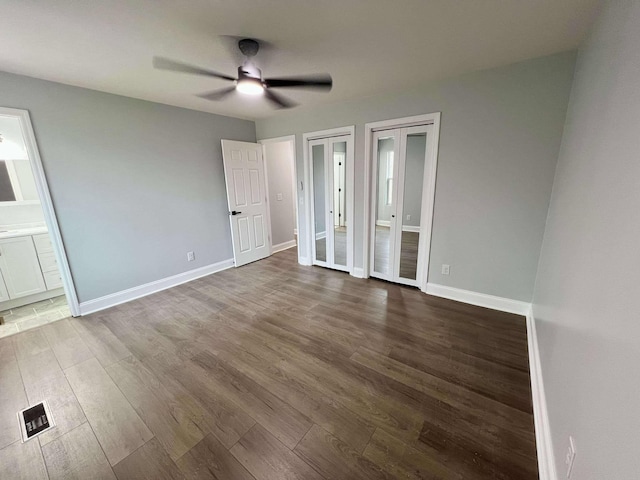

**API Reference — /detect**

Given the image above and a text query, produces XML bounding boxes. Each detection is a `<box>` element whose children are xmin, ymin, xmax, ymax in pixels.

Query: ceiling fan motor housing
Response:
<box><xmin>238</xmin><ymin>38</ymin><xmax>260</xmax><ymax>57</ymax></box>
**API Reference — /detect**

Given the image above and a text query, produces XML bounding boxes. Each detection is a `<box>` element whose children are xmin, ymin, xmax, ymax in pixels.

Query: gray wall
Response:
<box><xmin>257</xmin><ymin>51</ymin><xmax>576</xmax><ymax>301</ymax></box>
<box><xmin>264</xmin><ymin>141</ymin><xmax>296</xmax><ymax>246</ymax></box>
<box><xmin>0</xmin><ymin>71</ymin><xmax>255</xmax><ymax>303</ymax></box>
<box><xmin>532</xmin><ymin>2</ymin><xmax>640</xmax><ymax>478</ymax></box>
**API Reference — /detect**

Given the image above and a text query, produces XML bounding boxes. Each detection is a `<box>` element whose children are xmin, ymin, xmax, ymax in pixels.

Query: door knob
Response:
<box><xmin>230</xmin><ymin>211</ymin><xmax>242</xmax><ymax>216</ymax></box>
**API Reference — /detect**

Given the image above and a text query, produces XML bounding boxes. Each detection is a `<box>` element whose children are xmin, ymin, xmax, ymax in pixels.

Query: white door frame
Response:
<box><xmin>258</xmin><ymin>135</ymin><xmax>299</xmax><ymax>261</ymax></box>
<box><xmin>0</xmin><ymin>107</ymin><xmax>80</xmax><ymax>316</ymax></box>
<box><xmin>363</xmin><ymin>113</ymin><xmax>441</xmax><ymax>292</ymax></box>
<box><xmin>302</xmin><ymin>126</ymin><xmax>355</xmax><ymax>274</ymax></box>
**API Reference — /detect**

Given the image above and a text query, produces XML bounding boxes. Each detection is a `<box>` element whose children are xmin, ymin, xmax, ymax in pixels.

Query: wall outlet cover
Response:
<box><xmin>187</xmin><ymin>251</ymin><xmax>195</xmax><ymax>262</ymax></box>
<box><xmin>276</xmin><ymin>193</ymin><xmax>283</xmax><ymax>201</ymax></box>
<box><xmin>441</xmin><ymin>264</ymin><xmax>450</xmax><ymax>275</ymax></box>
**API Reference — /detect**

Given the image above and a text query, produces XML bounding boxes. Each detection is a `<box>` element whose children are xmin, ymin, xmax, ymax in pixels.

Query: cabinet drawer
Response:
<box><xmin>38</xmin><ymin>252</ymin><xmax>59</xmax><ymax>273</ymax></box>
<box><xmin>33</xmin><ymin>233</ymin><xmax>54</xmax><ymax>254</ymax></box>
<box><xmin>43</xmin><ymin>270</ymin><xmax>63</xmax><ymax>290</ymax></box>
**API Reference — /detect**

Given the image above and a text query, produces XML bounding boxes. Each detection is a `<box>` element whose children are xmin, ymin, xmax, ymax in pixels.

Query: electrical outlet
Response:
<box><xmin>406</xmin><ymin>214</ymin><xmax>411</xmax><ymax>221</ymax></box>
<box><xmin>276</xmin><ymin>193</ymin><xmax>283</xmax><ymax>201</ymax></box>
<box><xmin>565</xmin><ymin>436</ymin><xmax>576</xmax><ymax>478</ymax></box>
<box><xmin>187</xmin><ymin>251</ymin><xmax>195</xmax><ymax>262</ymax></box>
<box><xmin>441</xmin><ymin>264</ymin><xmax>450</xmax><ymax>275</ymax></box>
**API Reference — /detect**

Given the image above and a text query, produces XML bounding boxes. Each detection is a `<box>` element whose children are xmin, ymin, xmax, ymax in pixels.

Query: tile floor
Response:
<box><xmin>0</xmin><ymin>296</ymin><xmax>70</xmax><ymax>338</ymax></box>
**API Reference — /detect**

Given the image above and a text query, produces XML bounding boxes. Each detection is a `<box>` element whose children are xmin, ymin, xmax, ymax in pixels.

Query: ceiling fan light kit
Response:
<box><xmin>153</xmin><ymin>38</ymin><xmax>332</xmax><ymax>109</ymax></box>
<box><xmin>235</xmin><ymin>76</ymin><xmax>264</xmax><ymax>96</ymax></box>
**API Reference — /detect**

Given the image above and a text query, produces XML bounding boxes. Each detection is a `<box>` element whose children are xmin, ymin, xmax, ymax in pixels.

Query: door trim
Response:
<box><xmin>258</xmin><ymin>135</ymin><xmax>299</xmax><ymax>263</ymax></box>
<box><xmin>363</xmin><ymin>113</ymin><xmax>441</xmax><ymax>291</ymax></box>
<box><xmin>0</xmin><ymin>107</ymin><xmax>80</xmax><ymax>316</ymax></box>
<box><xmin>302</xmin><ymin>126</ymin><xmax>355</xmax><ymax>274</ymax></box>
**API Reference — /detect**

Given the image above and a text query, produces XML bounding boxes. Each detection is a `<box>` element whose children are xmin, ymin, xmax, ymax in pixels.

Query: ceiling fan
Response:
<box><xmin>153</xmin><ymin>38</ymin><xmax>332</xmax><ymax>109</ymax></box>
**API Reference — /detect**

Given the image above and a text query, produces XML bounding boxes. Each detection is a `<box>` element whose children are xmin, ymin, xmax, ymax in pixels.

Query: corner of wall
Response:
<box><xmin>526</xmin><ymin>307</ymin><xmax>558</xmax><ymax>480</ymax></box>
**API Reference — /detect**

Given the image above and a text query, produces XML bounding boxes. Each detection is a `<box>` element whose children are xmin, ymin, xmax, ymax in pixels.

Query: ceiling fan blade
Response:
<box><xmin>264</xmin><ymin>89</ymin><xmax>297</xmax><ymax>109</ymax></box>
<box><xmin>264</xmin><ymin>74</ymin><xmax>332</xmax><ymax>91</ymax></box>
<box><xmin>196</xmin><ymin>86</ymin><xmax>237</xmax><ymax>101</ymax></box>
<box><xmin>153</xmin><ymin>57</ymin><xmax>235</xmax><ymax>81</ymax></box>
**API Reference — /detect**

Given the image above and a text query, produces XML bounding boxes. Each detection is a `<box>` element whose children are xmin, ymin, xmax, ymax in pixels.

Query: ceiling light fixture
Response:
<box><xmin>236</xmin><ymin>78</ymin><xmax>264</xmax><ymax>95</ymax></box>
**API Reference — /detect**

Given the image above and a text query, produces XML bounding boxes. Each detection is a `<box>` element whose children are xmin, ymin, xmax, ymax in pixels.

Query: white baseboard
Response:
<box><xmin>315</xmin><ymin>231</ymin><xmax>326</xmax><ymax>240</ymax></box>
<box><xmin>78</xmin><ymin>258</ymin><xmax>234</xmax><ymax>316</ymax></box>
<box><xmin>402</xmin><ymin>225</ymin><xmax>420</xmax><ymax>233</ymax></box>
<box><xmin>526</xmin><ymin>308</ymin><xmax>557</xmax><ymax>480</ymax></box>
<box><xmin>298</xmin><ymin>256</ymin><xmax>312</xmax><ymax>266</ymax></box>
<box><xmin>424</xmin><ymin>283</ymin><xmax>531</xmax><ymax>316</ymax></box>
<box><xmin>375</xmin><ymin>220</ymin><xmax>390</xmax><ymax>227</ymax></box>
<box><xmin>351</xmin><ymin>267</ymin><xmax>365</xmax><ymax>278</ymax></box>
<box><xmin>272</xmin><ymin>240</ymin><xmax>297</xmax><ymax>254</ymax></box>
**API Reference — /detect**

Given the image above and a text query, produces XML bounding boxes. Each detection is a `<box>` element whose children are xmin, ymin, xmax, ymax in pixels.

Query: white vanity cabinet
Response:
<box><xmin>0</xmin><ymin>269</ymin><xmax>10</xmax><ymax>302</ymax></box>
<box><xmin>32</xmin><ymin>233</ymin><xmax>63</xmax><ymax>290</ymax></box>
<box><xmin>0</xmin><ymin>236</ymin><xmax>47</xmax><ymax>299</ymax></box>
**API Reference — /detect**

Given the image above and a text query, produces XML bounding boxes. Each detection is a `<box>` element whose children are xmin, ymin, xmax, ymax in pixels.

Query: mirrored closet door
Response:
<box><xmin>310</xmin><ymin>134</ymin><xmax>353</xmax><ymax>272</ymax></box>
<box><xmin>370</xmin><ymin>125</ymin><xmax>432</xmax><ymax>286</ymax></box>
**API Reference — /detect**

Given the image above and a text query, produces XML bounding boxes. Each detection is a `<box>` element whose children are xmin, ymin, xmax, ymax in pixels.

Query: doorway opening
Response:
<box><xmin>260</xmin><ymin>136</ymin><xmax>298</xmax><ymax>257</ymax></box>
<box><xmin>364</xmin><ymin>113</ymin><xmax>441</xmax><ymax>291</ymax></box>
<box><xmin>0</xmin><ymin>107</ymin><xmax>79</xmax><ymax>337</ymax></box>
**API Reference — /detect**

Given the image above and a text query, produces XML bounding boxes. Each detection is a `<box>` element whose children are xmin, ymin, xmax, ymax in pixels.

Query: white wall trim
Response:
<box><xmin>78</xmin><ymin>258</ymin><xmax>234</xmax><ymax>316</ymax></box>
<box><xmin>425</xmin><ymin>283</ymin><xmax>531</xmax><ymax>316</ymax></box>
<box><xmin>315</xmin><ymin>231</ymin><xmax>326</xmax><ymax>240</ymax></box>
<box><xmin>298</xmin><ymin>256</ymin><xmax>312</xmax><ymax>266</ymax></box>
<box><xmin>272</xmin><ymin>239</ymin><xmax>297</xmax><ymax>254</ymax></box>
<box><xmin>375</xmin><ymin>220</ymin><xmax>391</xmax><ymax>227</ymax></box>
<box><xmin>351</xmin><ymin>267</ymin><xmax>365</xmax><ymax>278</ymax></box>
<box><xmin>527</xmin><ymin>307</ymin><xmax>558</xmax><ymax>480</ymax></box>
<box><xmin>402</xmin><ymin>225</ymin><xmax>420</xmax><ymax>233</ymax></box>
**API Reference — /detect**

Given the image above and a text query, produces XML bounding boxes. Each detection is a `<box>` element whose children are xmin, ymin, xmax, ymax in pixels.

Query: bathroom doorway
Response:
<box><xmin>0</xmin><ymin>107</ymin><xmax>78</xmax><ymax>337</ymax></box>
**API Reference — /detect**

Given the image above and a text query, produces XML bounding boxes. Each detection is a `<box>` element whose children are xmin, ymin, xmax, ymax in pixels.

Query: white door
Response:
<box><xmin>221</xmin><ymin>140</ymin><xmax>271</xmax><ymax>267</ymax></box>
<box><xmin>370</xmin><ymin>125</ymin><xmax>432</xmax><ymax>287</ymax></box>
<box><xmin>309</xmin><ymin>135</ymin><xmax>353</xmax><ymax>272</ymax></box>
<box><xmin>0</xmin><ymin>236</ymin><xmax>46</xmax><ymax>299</ymax></box>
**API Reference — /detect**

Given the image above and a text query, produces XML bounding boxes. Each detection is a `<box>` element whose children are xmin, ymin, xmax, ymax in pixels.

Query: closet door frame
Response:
<box><xmin>303</xmin><ymin>126</ymin><xmax>355</xmax><ymax>274</ymax></box>
<box><xmin>363</xmin><ymin>113</ymin><xmax>441</xmax><ymax>292</ymax></box>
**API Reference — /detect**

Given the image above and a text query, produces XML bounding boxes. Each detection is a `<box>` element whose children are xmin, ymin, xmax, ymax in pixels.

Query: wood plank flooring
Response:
<box><xmin>0</xmin><ymin>248</ymin><xmax>537</xmax><ymax>479</ymax></box>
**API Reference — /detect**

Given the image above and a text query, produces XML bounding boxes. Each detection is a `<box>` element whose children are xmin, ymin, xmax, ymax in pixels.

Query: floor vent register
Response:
<box><xmin>18</xmin><ymin>401</ymin><xmax>55</xmax><ymax>442</ymax></box>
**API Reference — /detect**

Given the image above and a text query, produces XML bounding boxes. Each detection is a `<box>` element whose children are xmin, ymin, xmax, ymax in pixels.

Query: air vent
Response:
<box><xmin>18</xmin><ymin>401</ymin><xmax>55</xmax><ymax>441</ymax></box>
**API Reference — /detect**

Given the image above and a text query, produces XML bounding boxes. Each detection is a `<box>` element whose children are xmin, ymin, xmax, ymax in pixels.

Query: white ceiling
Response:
<box><xmin>0</xmin><ymin>0</ymin><xmax>600</xmax><ymax>120</ymax></box>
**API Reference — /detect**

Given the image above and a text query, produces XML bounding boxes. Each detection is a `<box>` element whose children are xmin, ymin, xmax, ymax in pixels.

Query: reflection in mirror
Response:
<box><xmin>399</xmin><ymin>133</ymin><xmax>426</xmax><ymax>280</ymax></box>
<box><xmin>332</xmin><ymin>141</ymin><xmax>347</xmax><ymax>266</ymax></box>
<box><xmin>312</xmin><ymin>144</ymin><xmax>327</xmax><ymax>262</ymax></box>
<box><xmin>0</xmin><ymin>115</ymin><xmax>37</xmax><ymax>203</ymax></box>
<box><xmin>373</xmin><ymin>136</ymin><xmax>394</xmax><ymax>275</ymax></box>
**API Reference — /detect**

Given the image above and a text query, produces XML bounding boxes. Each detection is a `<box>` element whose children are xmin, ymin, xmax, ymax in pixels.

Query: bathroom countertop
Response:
<box><xmin>0</xmin><ymin>226</ymin><xmax>48</xmax><ymax>240</ymax></box>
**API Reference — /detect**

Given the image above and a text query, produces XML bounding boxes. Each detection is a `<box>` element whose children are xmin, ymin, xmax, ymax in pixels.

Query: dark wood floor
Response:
<box><xmin>0</xmin><ymin>248</ymin><xmax>537</xmax><ymax>479</ymax></box>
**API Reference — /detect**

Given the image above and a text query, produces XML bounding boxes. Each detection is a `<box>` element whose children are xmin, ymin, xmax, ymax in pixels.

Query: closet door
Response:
<box><xmin>371</xmin><ymin>130</ymin><xmax>400</xmax><ymax>281</ymax></box>
<box><xmin>371</xmin><ymin>125</ymin><xmax>430</xmax><ymax>286</ymax></box>
<box><xmin>310</xmin><ymin>140</ymin><xmax>329</xmax><ymax>266</ymax></box>
<box><xmin>310</xmin><ymin>135</ymin><xmax>352</xmax><ymax>272</ymax></box>
<box><xmin>329</xmin><ymin>138</ymin><xmax>348</xmax><ymax>270</ymax></box>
